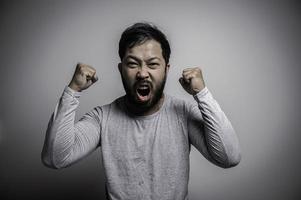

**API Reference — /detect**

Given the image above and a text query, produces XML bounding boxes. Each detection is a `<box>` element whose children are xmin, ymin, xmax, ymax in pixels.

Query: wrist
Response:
<box><xmin>68</xmin><ymin>82</ymin><xmax>81</xmax><ymax>92</ymax></box>
<box><xmin>193</xmin><ymin>86</ymin><xmax>209</xmax><ymax>99</ymax></box>
<box><xmin>190</xmin><ymin>83</ymin><xmax>206</xmax><ymax>95</ymax></box>
<box><xmin>64</xmin><ymin>86</ymin><xmax>82</xmax><ymax>100</ymax></box>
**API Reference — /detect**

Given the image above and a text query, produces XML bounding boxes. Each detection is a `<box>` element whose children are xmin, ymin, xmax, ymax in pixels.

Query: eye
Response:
<box><xmin>126</xmin><ymin>62</ymin><xmax>138</xmax><ymax>68</ymax></box>
<box><xmin>148</xmin><ymin>63</ymin><xmax>159</xmax><ymax>69</ymax></box>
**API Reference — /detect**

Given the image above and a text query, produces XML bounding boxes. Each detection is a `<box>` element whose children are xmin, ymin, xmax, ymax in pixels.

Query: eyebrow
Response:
<box><xmin>147</xmin><ymin>57</ymin><xmax>161</xmax><ymax>62</ymax></box>
<box><xmin>125</xmin><ymin>55</ymin><xmax>161</xmax><ymax>62</ymax></box>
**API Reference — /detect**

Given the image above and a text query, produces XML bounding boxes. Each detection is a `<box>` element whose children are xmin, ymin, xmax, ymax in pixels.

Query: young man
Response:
<box><xmin>42</xmin><ymin>22</ymin><xmax>241</xmax><ymax>200</ymax></box>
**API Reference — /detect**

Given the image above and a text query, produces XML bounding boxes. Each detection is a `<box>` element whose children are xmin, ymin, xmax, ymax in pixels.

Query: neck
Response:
<box><xmin>125</xmin><ymin>93</ymin><xmax>165</xmax><ymax>116</ymax></box>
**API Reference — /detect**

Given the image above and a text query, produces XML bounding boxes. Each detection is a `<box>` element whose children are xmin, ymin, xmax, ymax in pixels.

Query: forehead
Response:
<box><xmin>125</xmin><ymin>39</ymin><xmax>163</xmax><ymax>60</ymax></box>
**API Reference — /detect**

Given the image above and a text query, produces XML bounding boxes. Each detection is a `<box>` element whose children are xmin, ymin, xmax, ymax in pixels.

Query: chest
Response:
<box><xmin>101</xmin><ymin>109</ymin><xmax>190</xmax><ymax>164</ymax></box>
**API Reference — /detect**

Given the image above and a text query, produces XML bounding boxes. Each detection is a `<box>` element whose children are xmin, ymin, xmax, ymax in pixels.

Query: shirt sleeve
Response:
<box><xmin>187</xmin><ymin>87</ymin><xmax>241</xmax><ymax>168</ymax></box>
<box><xmin>41</xmin><ymin>86</ymin><xmax>102</xmax><ymax>169</ymax></box>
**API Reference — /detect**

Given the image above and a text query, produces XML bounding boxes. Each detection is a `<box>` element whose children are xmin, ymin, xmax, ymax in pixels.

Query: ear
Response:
<box><xmin>118</xmin><ymin>63</ymin><xmax>122</xmax><ymax>73</ymax></box>
<box><xmin>165</xmin><ymin>63</ymin><xmax>170</xmax><ymax>74</ymax></box>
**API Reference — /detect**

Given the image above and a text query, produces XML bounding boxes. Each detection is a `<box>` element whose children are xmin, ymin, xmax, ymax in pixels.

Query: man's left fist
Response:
<box><xmin>179</xmin><ymin>67</ymin><xmax>206</xmax><ymax>95</ymax></box>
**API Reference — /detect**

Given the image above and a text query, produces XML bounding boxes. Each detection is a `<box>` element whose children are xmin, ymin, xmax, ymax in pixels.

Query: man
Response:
<box><xmin>42</xmin><ymin>22</ymin><xmax>241</xmax><ymax>200</ymax></box>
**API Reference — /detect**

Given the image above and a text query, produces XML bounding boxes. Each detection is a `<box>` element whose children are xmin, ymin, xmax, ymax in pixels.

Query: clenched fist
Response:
<box><xmin>68</xmin><ymin>63</ymin><xmax>98</xmax><ymax>92</ymax></box>
<box><xmin>179</xmin><ymin>67</ymin><xmax>206</xmax><ymax>95</ymax></box>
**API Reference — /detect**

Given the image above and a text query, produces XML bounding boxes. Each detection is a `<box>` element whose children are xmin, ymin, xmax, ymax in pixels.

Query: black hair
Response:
<box><xmin>118</xmin><ymin>22</ymin><xmax>171</xmax><ymax>64</ymax></box>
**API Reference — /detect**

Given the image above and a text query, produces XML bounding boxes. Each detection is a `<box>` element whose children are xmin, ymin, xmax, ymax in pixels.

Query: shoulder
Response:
<box><xmin>164</xmin><ymin>93</ymin><xmax>196</xmax><ymax>116</ymax></box>
<box><xmin>85</xmin><ymin>96</ymin><xmax>125</xmax><ymax>124</ymax></box>
<box><xmin>96</xmin><ymin>96</ymin><xmax>126</xmax><ymax>115</ymax></box>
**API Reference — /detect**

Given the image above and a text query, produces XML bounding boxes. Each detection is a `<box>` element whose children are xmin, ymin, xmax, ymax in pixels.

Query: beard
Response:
<box><xmin>120</xmin><ymin>71</ymin><xmax>167</xmax><ymax>110</ymax></box>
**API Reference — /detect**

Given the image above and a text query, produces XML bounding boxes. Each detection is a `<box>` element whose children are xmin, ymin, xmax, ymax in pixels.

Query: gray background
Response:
<box><xmin>1</xmin><ymin>0</ymin><xmax>300</xmax><ymax>199</ymax></box>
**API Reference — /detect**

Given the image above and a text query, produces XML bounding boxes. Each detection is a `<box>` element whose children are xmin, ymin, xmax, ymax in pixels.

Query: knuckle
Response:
<box><xmin>80</xmin><ymin>71</ymin><xmax>86</xmax><ymax>76</ymax></box>
<box><xmin>87</xmin><ymin>65</ymin><xmax>96</xmax><ymax>73</ymax></box>
<box><xmin>76</xmin><ymin>63</ymin><xmax>81</xmax><ymax>70</ymax></box>
<box><xmin>78</xmin><ymin>64</ymin><xmax>85</xmax><ymax>71</ymax></box>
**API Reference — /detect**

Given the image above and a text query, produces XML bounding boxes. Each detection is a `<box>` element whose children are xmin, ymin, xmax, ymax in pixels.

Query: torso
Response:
<box><xmin>100</xmin><ymin>95</ymin><xmax>191</xmax><ymax>200</ymax></box>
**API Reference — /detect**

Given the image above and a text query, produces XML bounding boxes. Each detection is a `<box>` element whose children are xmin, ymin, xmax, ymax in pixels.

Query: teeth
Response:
<box><xmin>137</xmin><ymin>87</ymin><xmax>150</xmax><ymax>97</ymax></box>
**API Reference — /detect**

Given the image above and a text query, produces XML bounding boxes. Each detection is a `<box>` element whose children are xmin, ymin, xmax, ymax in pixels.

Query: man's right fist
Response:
<box><xmin>68</xmin><ymin>63</ymin><xmax>98</xmax><ymax>92</ymax></box>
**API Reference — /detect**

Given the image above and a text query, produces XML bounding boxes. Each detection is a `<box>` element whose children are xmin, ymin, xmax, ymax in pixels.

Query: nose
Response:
<box><xmin>137</xmin><ymin>65</ymin><xmax>149</xmax><ymax>79</ymax></box>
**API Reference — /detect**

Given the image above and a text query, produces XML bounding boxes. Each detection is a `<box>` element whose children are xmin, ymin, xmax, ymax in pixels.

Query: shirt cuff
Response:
<box><xmin>193</xmin><ymin>86</ymin><xmax>210</xmax><ymax>103</ymax></box>
<box><xmin>64</xmin><ymin>86</ymin><xmax>81</xmax><ymax>99</ymax></box>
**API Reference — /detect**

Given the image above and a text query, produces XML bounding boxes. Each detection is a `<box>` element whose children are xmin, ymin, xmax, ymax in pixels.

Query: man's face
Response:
<box><xmin>119</xmin><ymin>39</ymin><xmax>170</xmax><ymax>109</ymax></box>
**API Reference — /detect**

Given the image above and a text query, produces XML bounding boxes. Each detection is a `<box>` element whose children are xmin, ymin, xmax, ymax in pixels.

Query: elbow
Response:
<box><xmin>41</xmin><ymin>150</ymin><xmax>62</xmax><ymax>170</ymax></box>
<box><xmin>41</xmin><ymin>157</ymin><xmax>57</xmax><ymax>169</ymax></box>
<box><xmin>220</xmin><ymin>151</ymin><xmax>242</xmax><ymax>169</ymax></box>
<box><xmin>227</xmin><ymin>153</ymin><xmax>241</xmax><ymax>168</ymax></box>
<box><xmin>220</xmin><ymin>131</ymin><xmax>242</xmax><ymax>168</ymax></box>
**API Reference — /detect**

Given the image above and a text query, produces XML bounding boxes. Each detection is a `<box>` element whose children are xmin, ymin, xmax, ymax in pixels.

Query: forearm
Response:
<box><xmin>41</xmin><ymin>86</ymin><xmax>101</xmax><ymax>169</ymax></box>
<box><xmin>192</xmin><ymin>87</ymin><xmax>241</xmax><ymax>168</ymax></box>
<box><xmin>42</xmin><ymin>86</ymin><xmax>81</xmax><ymax>168</ymax></box>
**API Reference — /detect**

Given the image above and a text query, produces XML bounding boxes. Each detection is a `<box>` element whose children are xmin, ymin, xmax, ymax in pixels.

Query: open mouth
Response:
<box><xmin>137</xmin><ymin>87</ymin><xmax>150</xmax><ymax>96</ymax></box>
<box><xmin>136</xmin><ymin>84</ymin><xmax>151</xmax><ymax>102</ymax></box>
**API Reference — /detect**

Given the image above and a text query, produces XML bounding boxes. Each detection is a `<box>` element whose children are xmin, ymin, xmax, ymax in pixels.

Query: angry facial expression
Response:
<box><xmin>119</xmin><ymin>39</ymin><xmax>170</xmax><ymax>109</ymax></box>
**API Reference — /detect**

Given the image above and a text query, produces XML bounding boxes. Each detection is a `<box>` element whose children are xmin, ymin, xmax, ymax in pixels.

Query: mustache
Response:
<box><xmin>134</xmin><ymin>80</ymin><xmax>153</xmax><ymax>89</ymax></box>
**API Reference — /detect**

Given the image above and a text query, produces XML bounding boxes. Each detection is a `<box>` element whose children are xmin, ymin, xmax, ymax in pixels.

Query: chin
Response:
<box><xmin>137</xmin><ymin>91</ymin><xmax>164</xmax><ymax>108</ymax></box>
<box><xmin>136</xmin><ymin>98</ymin><xmax>154</xmax><ymax>108</ymax></box>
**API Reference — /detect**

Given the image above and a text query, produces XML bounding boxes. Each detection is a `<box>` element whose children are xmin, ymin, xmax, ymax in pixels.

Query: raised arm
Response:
<box><xmin>180</xmin><ymin>67</ymin><xmax>241</xmax><ymax>168</ymax></box>
<box><xmin>41</xmin><ymin>63</ymin><xmax>101</xmax><ymax>169</ymax></box>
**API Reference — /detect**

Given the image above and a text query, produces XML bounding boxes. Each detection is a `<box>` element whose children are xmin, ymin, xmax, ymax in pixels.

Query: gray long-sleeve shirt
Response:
<box><xmin>42</xmin><ymin>86</ymin><xmax>241</xmax><ymax>200</ymax></box>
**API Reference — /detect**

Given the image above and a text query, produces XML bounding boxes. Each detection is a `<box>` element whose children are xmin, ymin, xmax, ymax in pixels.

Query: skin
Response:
<box><xmin>118</xmin><ymin>39</ymin><xmax>170</xmax><ymax>116</ymax></box>
<box><xmin>68</xmin><ymin>63</ymin><xmax>98</xmax><ymax>92</ymax></box>
<box><xmin>68</xmin><ymin>39</ymin><xmax>206</xmax><ymax>116</ymax></box>
<box><xmin>179</xmin><ymin>67</ymin><xmax>206</xmax><ymax>95</ymax></box>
